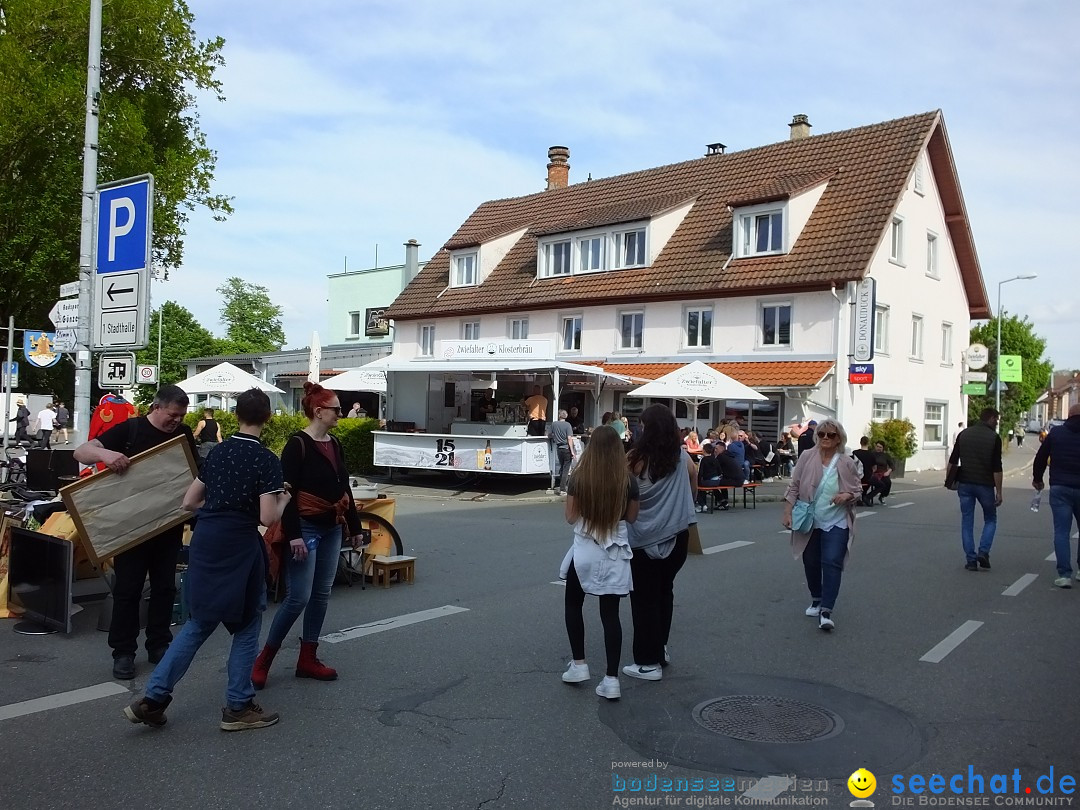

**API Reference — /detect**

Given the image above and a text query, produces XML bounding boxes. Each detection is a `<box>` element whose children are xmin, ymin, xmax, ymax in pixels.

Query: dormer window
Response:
<box><xmin>735</xmin><ymin>205</ymin><xmax>785</xmax><ymax>258</ymax></box>
<box><xmin>536</xmin><ymin>221</ymin><xmax>649</xmax><ymax>279</ymax></box>
<box><xmin>452</xmin><ymin>251</ymin><xmax>478</xmax><ymax>287</ymax></box>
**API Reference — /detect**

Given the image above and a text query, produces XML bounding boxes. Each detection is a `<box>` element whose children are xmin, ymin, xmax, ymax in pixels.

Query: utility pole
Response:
<box><xmin>2</xmin><ymin>316</ymin><xmax>13</xmax><ymax>451</ymax></box>
<box><xmin>74</xmin><ymin>0</ymin><xmax>103</xmax><ymax>445</ymax></box>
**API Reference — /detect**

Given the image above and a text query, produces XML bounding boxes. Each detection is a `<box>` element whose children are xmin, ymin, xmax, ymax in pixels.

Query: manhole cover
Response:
<box><xmin>692</xmin><ymin>695</ymin><xmax>844</xmax><ymax>743</ymax></box>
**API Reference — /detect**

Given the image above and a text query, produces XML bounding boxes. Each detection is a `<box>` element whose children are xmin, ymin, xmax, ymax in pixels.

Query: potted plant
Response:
<box><xmin>865</xmin><ymin>417</ymin><xmax>918</xmax><ymax>478</ymax></box>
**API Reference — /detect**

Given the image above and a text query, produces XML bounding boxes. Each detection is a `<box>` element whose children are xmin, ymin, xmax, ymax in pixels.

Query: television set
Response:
<box><xmin>7</xmin><ymin>527</ymin><xmax>74</xmax><ymax>635</ymax></box>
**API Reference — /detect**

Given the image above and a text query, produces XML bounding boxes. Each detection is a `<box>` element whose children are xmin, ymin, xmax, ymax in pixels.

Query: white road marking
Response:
<box><xmin>1002</xmin><ymin>574</ymin><xmax>1038</xmax><ymax>597</ymax></box>
<box><xmin>551</xmin><ymin>580</ymin><xmax>566</xmax><ymax>587</ymax></box>
<box><xmin>888</xmin><ymin>501</ymin><xmax>915</xmax><ymax>509</ymax></box>
<box><xmin>703</xmin><ymin>540</ymin><xmax>755</xmax><ymax>555</ymax></box>
<box><xmin>1046</xmin><ymin>552</ymin><xmax>1057</xmax><ymax>562</ymax></box>
<box><xmin>742</xmin><ymin>776</ymin><xmax>793</xmax><ymax>802</ymax></box>
<box><xmin>778</xmin><ymin>529</ymin><xmax>790</xmax><ymax>534</ymax></box>
<box><xmin>321</xmin><ymin>605</ymin><xmax>470</xmax><ymax>644</ymax></box>
<box><xmin>920</xmin><ymin>620</ymin><xmax>984</xmax><ymax>663</ymax></box>
<box><xmin>855</xmin><ymin>510</ymin><xmax>878</xmax><ymax>518</ymax></box>
<box><xmin>0</xmin><ymin>682</ymin><xmax>129</xmax><ymax>723</ymax></box>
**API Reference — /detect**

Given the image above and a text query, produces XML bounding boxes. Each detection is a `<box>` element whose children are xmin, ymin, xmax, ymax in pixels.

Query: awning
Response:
<box><xmin>361</xmin><ymin>356</ymin><xmax>638</xmax><ymax>383</ymax></box>
<box><xmin>321</xmin><ymin>367</ymin><xmax>388</xmax><ymax>393</ymax></box>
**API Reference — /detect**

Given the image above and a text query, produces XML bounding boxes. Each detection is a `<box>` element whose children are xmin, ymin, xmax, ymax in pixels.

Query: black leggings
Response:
<box><xmin>564</xmin><ymin>562</ymin><xmax>623</xmax><ymax>677</ymax></box>
<box><xmin>628</xmin><ymin>530</ymin><xmax>689</xmax><ymax>666</ymax></box>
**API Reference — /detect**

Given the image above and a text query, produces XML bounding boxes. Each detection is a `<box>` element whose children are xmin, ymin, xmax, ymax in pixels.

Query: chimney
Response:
<box><xmin>705</xmin><ymin>142</ymin><xmax>726</xmax><ymax>156</ymax></box>
<box><xmin>402</xmin><ymin>239</ymin><xmax>420</xmax><ymax>288</ymax></box>
<box><xmin>546</xmin><ymin>146</ymin><xmax>570</xmax><ymax>190</ymax></box>
<box><xmin>789</xmin><ymin>114</ymin><xmax>812</xmax><ymax>141</ymax></box>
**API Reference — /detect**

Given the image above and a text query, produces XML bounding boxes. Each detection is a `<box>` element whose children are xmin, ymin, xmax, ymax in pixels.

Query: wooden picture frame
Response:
<box><xmin>60</xmin><ymin>434</ymin><xmax>198</xmax><ymax>567</ymax></box>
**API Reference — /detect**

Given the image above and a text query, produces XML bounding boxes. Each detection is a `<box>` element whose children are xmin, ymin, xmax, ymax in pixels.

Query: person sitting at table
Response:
<box><xmin>684</xmin><ymin>430</ymin><xmax>702</xmax><ymax>454</ymax></box>
<box><xmin>776</xmin><ymin>433</ymin><xmax>796</xmax><ymax>477</ymax></box>
<box><xmin>705</xmin><ymin>441</ymin><xmax>746</xmax><ymax>511</ymax></box>
<box><xmin>695</xmin><ymin>442</ymin><xmax>721</xmax><ymax>513</ymax></box>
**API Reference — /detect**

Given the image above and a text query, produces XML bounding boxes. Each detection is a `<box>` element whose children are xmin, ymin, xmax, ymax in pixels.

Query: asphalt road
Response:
<box><xmin>2</xmin><ymin>441</ymin><xmax>1077</xmax><ymax>809</ymax></box>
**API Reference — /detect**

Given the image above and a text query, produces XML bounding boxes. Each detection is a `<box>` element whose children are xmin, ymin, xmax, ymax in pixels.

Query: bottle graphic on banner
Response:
<box><xmin>484</xmin><ymin>440</ymin><xmax>492</xmax><ymax>471</ymax></box>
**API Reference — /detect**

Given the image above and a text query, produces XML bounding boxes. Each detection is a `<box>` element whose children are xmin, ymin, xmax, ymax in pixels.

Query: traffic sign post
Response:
<box><xmin>49</xmin><ymin>299</ymin><xmax>80</xmax><ymax>330</ymax></box>
<box><xmin>1</xmin><ymin>361</ymin><xmax>17</xmax><ymax>389</ymax></box>
<box><xmin>98</xmin><ymin>353</ymin><xmax>137</xmax><ymax>388</ymax></box>
<box><xmin>137</xmin><ymin>364</ymin><xmax>159</xmax><ymax>385</ymax></box>
<box><xmin>59</xmin><ymin>281</ymin><xmax>81</xmax><ymax>298</ymax></box>
<box><xmin>93</xmin><ymin>175</ymin><xmax>153</xmax><ymax>351</ymax></box>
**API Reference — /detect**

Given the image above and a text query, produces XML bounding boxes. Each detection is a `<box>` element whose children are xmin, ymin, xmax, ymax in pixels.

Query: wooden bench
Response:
<box><xmin>370</xmin><ymin>555</ymin><xmax>416</xmax><ymax>588</ymax></box>
<box><xmin>698</xmin><ymin>482</ymin><xmax>760</xmax><ymax>510</ymax></box>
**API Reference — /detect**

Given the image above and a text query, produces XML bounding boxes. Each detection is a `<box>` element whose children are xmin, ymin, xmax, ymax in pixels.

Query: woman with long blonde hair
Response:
<box><xmin>559</xmin><ymin>425</ymin><xmax>640</xmax><ymax>700</ymax></box>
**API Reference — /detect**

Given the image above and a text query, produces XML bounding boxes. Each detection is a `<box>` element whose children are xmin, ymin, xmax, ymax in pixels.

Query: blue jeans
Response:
<box><xmin>1049</xmin><ymin>485</ymin><xmax>1080</xmax><ymax>577</ymax></box>
<box><xmin>958</xmin><ymin>482</ymin><xmax>997</xmax><ymax>561</ymax></box>
<box><xmin>145</xmin><ymin>611</ymin><xmax>262</xmax><ymax>711</ymax></box>
<box><xmin>265</xmin><ymin>520</ymin><xmax>342</xmax><ymax>647</ymax></box>
<box><xmin>802</xmin><ymin>525</ymin><xmax>848</xmax><ymax>611</ymax></box>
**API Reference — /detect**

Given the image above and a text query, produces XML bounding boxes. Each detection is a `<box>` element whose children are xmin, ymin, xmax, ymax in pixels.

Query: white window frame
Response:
<box><xmin>926</xmin><ymin>231</ymin><xmax>939</xmax><ymax>278</ymax></box>
<box><xmin>890</xmin><ymin>216</ymin><xmax>905</xmax><ymax>265</ymax></box>
<box><xmin>923</xmin><ymin>401</ymin><xmax>946</xmax><ymax>446</ymax></box>
<box><xmin>576</xmin><ymin>234</ymin><xmax>606</xmax><ymax>274</ymax></box>
<box><xmin>872</xmin><ymin>397</ymin><xmax>901</xmax><ymax>421</ymax></box>
<box><xmin>509</xmin><ymin>318</ymin><xmax>529</xmax><ymax>340</ymax></box>
<box><xmin>419</xmin><ymin>324</ymin><xmax>436</xmax><ymax>357</ymax></box>
<box><xmin>536</xmin><ymin>221</ymin><xmax>650</xmax><ymax>279</ymax></box>
<box><xmin>735</xmin><ymin>202</ymin><xmax>787</xmax><ymax>258</ymax></box>
<box><xmin>617</xmin><ymin>310</ymin><xmax>644</xmax><ymax>351</ymax></box>
<box><xmin>539</xmin><ymin>240</ymin><xmax>571</xmax><ymax>278</ymax></box>
<box><xmin>759</xmin><ymin>301</ymin><xmax>793</xmax><ymax>349</ymax></box>
<box><xmin>910</xmin><ymin>314</ymin><xmax>924</xmax><ymax>360</ymax></box>
<box><xmin>683</xmin><ymin>306</ymin><xmax>713</xmax><ymax>350</ymax></box>
<box><xmin>348</xmin><ymin>311</ymin><xmax>361</xmax><ymax>338</ymax></box>
<box><xmin>461</xmin><ymin>320</ymin><xmax>481</xmax><ymax>340</ymax></box>
<box><xmin>451</xmin><ymin>250</ymin><xmax>478</xmax><ymax>288</ymax></box>
<box><xmin>614</xmin><ymin>227</ymin><xmax>647</xmax><ymax>269</ymax></box>
<box><xmin>873</xmin><ymin>305</ymin><xmax>890</xmax><ymax>355</ymax></box>
<box><xmin>940</xmin><ymin>322</ymin><xmax>953</xmax><ymax>366</ymax></box>
<box><xmin>559</xmin><ymin>314</ymin><xmax>583</xmax><ymax>354</ymax></box>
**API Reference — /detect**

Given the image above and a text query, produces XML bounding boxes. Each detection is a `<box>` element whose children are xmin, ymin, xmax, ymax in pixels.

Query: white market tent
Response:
<box><xmin>176</xmin><ymin>362</ymin><xmax>284</xmax><ymax>410</ymax></box>
<box><xmin>627</xmin><ymin>360</ymin><xmax>767</xmax><ymax>430</ymax></box>
<box><xmin>321</xmin><ymin>367</ymin><xmax>388</xmax><ymax>393</ymax></box>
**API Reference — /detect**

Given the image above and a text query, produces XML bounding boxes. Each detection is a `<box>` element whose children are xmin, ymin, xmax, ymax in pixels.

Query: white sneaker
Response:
<box><xmin>819</xmin><ymin>610</ymin><xmax>835</xmax><ymax>631</ymax></box>
<box><xmin>1054</xmin><ymin>577</ymin><xmax>1073</xmax><ymax>589</ymax></box>
<box><xmin>622</xmin><ymin>664</ymin><xmax>662</xmax><ymax>681</ymax></box>
<box><xmin>595</xmin><ymin>676</ymin><xmax>621</xmax><ymax>699</ymax></box>
<box><xmin>1075</xmin><ymin>572</ymin><xmax>1080</xmax><ymax>582</ymax></box>
<box><xmin>805</xmin><ymin>603</ymin><xmax>821</xmax><ymax>617</ymax></box>
<box><xmin>562</xmin><ymin>661</ymin><xmax>590</xmax><ymax>683</ymax></box>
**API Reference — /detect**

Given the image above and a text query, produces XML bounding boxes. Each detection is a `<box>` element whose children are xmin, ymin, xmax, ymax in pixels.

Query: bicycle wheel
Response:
<box><xmin>355</xmin><ymin>509</ymin><xmax>403</xmax><ymax>556</ymax></box>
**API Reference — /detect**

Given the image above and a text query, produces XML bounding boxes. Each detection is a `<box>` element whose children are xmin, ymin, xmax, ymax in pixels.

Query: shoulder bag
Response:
<box><xmin>791</xmin><ymin>453</ymin><xmax>841</xmax><ymax>533</ymax></box>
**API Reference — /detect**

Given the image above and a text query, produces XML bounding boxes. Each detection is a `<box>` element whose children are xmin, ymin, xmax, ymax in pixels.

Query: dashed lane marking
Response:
<box><xmin>919</xmin><ymin>620</ymin><xmax>983</xmax><ymax>663</ymax></box>
<box><xmin>321</xmin><ymin>605</ymin><xmax>470</xmax><ymax>644</ymax></box>
<box><xmin>703</xmin><ymin>540</ymin><xmax>755</xmax><ymax>555</ymax></box>
<box><xmin>0</xmin><ymin>682</ymin><xmax>129</xmax><ymax>723</ymax></box>
<box><xmin>1046</xmin><ymin>552</ymin><xmax>1057</xmax><ymax>562</ymax></box>
<box><xmin>1002</xmin><ymin>574</ymin><xmax>1038</xmax><ymax>597</ymax></box>
<box><xmin>855</xmin><ymin>510</ymin><xmax>878</xmax><ymax>518</ymax></box>
<box><xmin>888</xmin><ymin>501</ymin><xmax>915</xmax><ymax>509</ymax></box>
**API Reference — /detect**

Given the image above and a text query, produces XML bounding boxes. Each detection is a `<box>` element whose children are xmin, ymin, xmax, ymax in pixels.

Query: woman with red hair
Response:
<box><xmin>252</xmin><ymin>382</ymin><xmax>364</xmax><ymax>688</ymax></box>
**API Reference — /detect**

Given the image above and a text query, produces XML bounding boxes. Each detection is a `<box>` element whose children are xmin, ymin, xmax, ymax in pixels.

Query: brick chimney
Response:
<box><xmin>546</xmin><ymin>146</ymin><xmax>570</xmax><ymax>190</ymax></box>
<box><xmin>789</xmin><ymin>114</ymin><xmax>812</xmax><ymax>141</ymax></box>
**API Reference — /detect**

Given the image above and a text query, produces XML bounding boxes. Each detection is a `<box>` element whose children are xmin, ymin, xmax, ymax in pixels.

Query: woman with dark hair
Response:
<box><xmin>124</xmin><ymin>388</ymin><xmax>290</xmax><ymax>731</ymax></box>
<box><xmin>622</xmin><ymin>404</ymin><xmax>697</xmax><ymax>681</ymax></box>
<box><xmin>252</xmin><ymin>382</ymin><xmax>365</xmax><ymax>688</ymax></box>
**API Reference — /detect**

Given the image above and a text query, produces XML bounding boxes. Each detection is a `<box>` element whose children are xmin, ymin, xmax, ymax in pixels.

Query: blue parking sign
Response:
<box><xmin>96</xmin><ymin>177</ymin><xmax>152</xmax><ymax>274</ymax></box>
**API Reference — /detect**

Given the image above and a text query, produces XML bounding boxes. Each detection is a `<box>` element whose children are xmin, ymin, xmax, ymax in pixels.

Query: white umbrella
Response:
<box><xmin>322</xmin><ymin>367</ymin><xmax>387</xmax><ymax>393</ymax></box>
<box><xmin>626</xmin><ymin>360</ymin><xmax>767</xmax><ymax>430</ymax></box>
<box><xmin>176</xmin><ymin>362</ymin><xmax>284</xmax><ymax>396</ymax></box>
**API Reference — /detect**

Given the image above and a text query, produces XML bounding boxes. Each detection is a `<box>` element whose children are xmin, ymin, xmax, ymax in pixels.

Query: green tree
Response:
<box><xmin>216</xmin><ymin>277</ymin><xmax>286</xmax><ymax>353</ymax></box>
<box><xmin>0</xmin><ymin>0</ymin><xmax>230</xmax><ymax>394</ymax></box>
<box><xmin>132</xmin><ymin>300</ymin><xmax>217</xmax><ymax>406</ymax></box>
<box><xmin>968</xmin><ymin>314</ymin><xmax>1052</xmax><ymax>435</ymax></box>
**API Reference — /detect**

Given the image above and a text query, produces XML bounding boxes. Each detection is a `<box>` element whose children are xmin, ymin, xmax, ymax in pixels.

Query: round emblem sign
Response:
<box><xmin>964</xmin><ymin>344</ymin><xmax>989</xmax><ymax>370</ymax></box>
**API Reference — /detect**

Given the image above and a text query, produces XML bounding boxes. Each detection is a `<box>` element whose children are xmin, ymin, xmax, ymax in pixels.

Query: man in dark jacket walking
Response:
<box><xmin>1033</xmin><ymin>403</ymin><xmax>1080</xmax><ymax>588</ymax></box>
<box><xmin>947</xmin><ymin>408</ymin><xmax>1003</xmax><ymax>571</ymax></box>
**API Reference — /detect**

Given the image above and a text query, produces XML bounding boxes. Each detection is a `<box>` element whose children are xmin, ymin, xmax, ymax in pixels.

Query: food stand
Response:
<box><xmin>363</xmin><ymin>341</ymin><xmax>633</xmax><ymax>482</ymax></box>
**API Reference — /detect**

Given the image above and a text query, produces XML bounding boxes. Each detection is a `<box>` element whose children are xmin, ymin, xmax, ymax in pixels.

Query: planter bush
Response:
<box><xmin>865</xmin><ymin>418</ymin><xmax>918</xmax><ymax>476</ymax></box>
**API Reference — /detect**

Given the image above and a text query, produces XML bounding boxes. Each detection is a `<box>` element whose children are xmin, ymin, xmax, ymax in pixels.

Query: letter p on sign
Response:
<box><xmin>96</xmin><ymin>176</ymin><xmax>152</xmax><ymax>275</ymax></box>
<box><xmin>108</xmin><ymin>197</ymin><xmax>136</xmax><ymax>262</ymax></box>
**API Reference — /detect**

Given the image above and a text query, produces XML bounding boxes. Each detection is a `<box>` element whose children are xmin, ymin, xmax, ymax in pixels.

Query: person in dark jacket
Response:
<box><xmin>797</xmin><ymin>420</ymin><xmax>818</xmax><ymax>455</ymax></box>
<box><xmin>252</xmin><ymin>382</ymin><xmax>364</xmax><ymax>688</ymax></box>
<box><xmin>863</xmin><ymin>441</ymin><xmax>894</xmax><ymax>505</ymax></box>
<box><xmin>851</xmin><ymin>436</ymin><xmax>875</xmax><ymax>505</ymax></box>
<box><xmin>10</xmin><ymin>398</ymin><xmax>30</xmax><ymax>443</ymax></box>
<box><xmin>695</xmin><ymin>442</ymin><xmax>721</xmax><ymax>513</ymax></box>
<box><xmin>1033</xmin><ymin>403</ymin><xmax>1080</xmax><ymax>588</ymax></box>
<box><xmin>123</xmin><ymin>388</ymin><xmax>290</xmax><ymax>731</ymax></box>
<box><xmin>947</xmin><ymin>407</ymin><xmax>1003</xmax><ymax>571</ymax></box>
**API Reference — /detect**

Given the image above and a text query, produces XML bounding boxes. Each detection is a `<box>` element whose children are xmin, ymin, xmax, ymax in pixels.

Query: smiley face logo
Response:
<box><xmin>847</xmin><ymin>768</ymin><xmax>877</xmax><ymax>798</ymax></box>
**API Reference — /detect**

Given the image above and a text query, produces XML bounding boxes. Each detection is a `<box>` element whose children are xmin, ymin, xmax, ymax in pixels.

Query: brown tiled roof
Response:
<box><xmin>726</xmin><ymin>170</ymin><xmax>837</xmax><ymax>207</ymax></box>
<box><xmin>603</xmin><ymin>361</ymin><xmax>834</xmax><ymax>388</ymax></box>
<box><xmin>531</xmin><ymin>193</ymin><xmax>696</xmax><ymax>237</ymax></box>
<box><xmin>388</xmin><ymin>111</ymin><xmax>989</xmax><ymax>320</ymax></box>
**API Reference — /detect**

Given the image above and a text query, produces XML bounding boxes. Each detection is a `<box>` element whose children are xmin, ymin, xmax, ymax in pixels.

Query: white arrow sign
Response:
<box><xmin>59</xmin><ymin>281</ymin><xmax>80</xmax><ymax>298</ymax></box>
<box><xmin>49</xmin><ymin>298</ymin><xmax>80</xmax><ymax>329</ymax></box>
<box><xmin>53</xmin><ymin>329</ymin><xmax>78</xmax><ymax>352</ymax></box>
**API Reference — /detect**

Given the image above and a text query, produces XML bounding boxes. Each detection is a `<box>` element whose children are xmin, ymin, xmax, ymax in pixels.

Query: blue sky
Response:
<box><xmin>171</xmin><ymin>0</ymin><xmax>1080</xmax><ymax>368</ymax></box>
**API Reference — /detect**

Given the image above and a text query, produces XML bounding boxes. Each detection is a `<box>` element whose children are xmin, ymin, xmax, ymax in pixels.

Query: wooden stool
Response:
<box><xmin>370</xmin><ymin>555</ymin><xmax>416</xmax><ymax>588</ymax></box>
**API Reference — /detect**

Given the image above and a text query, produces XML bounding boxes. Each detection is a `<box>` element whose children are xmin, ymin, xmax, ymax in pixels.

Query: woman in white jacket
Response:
<box><xmin>559</xmin><ymin>425</ymin><xmax>640</xmax><ymax>700</ymax></box>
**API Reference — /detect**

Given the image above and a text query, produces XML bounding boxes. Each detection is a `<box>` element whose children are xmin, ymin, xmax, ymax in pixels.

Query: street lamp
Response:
<box><xmin>995</xmin><ymin>274</ymin><xmax>1038</xmax><ymax>412</ymax></box>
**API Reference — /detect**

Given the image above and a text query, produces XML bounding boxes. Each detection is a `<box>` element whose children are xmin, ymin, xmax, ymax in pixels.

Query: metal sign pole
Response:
<box><xmin>2</xmin><ymin>316</ymin><xmax>13</xmax><ymax>450</ymax></box>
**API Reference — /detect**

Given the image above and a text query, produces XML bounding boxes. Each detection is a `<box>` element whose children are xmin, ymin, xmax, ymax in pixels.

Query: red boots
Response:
<box><xmin>251</xmin><ymin>643</ymin><xmax>279</xmax><ymax>690</ymax></box>
<box><xmin>295</xmin><ymin>640</ymin><xmax>337</xmax><ymax>681</ymax></box>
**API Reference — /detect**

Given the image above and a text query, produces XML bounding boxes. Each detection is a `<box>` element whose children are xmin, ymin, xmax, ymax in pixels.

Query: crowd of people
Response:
<box><xmin>7</xmin><ymin>397</ymin><xmax>70</xmax><ymax>448</ymax></box>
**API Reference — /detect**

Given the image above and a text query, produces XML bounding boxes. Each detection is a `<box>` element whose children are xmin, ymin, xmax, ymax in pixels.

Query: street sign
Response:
<box><xmin>49</xmin><ymin>298</ymin><xmax>80</xmax><ymax>330</ymax></box>
<box><xmin>851</xmin><ymin>278</ymin><xmax>876</xmax><ymax>362</ymax></box>
<box><xmin>962</xmin><ymin>382</ymin><xmax>987</xmax><ymax>395</ymax></box>
<box><xmin>98</xmin><ymin>353</ymin><xmax>136</xmax><ymax>388</ymax></box>
<box><xmin>1</xmin><ymin>361</ymin><xmax>17</xmax><ymax>388</ymax></box>
<box><xmin>999</xmin><ymin>354</ymin><xmax>1023</xmax><ymax>382</ymax></box>
<box><xmin>964</xmin><ymin>371</ymin><xmax>988</xmax><ymax>383</ymax></box>
<box><xmin>59</xmin><ymin>281</ymin><xmax>80</xmax><ymax>298</ymax></box>
<box><xmin>848</xmin><ymin>363</ymin><xmax>874</xmax><ymax>384</ymax></box>
<box><xmin>93</xmin><ymin>175</ymin><xmax>153</xmax><ymax>351</ymax></box>
<box><xmin>964</xmin><ymin>343</ymin><xmax>989</xmax><ymax>370</ymax></box>
<box><xmin>23</xmin><ymin>331</ymin><xmax>61</xmax><ymax>368</ymax></box>
<box><xmin>53</xmin><ymin>329</ymin><xmax>77</xmax><ymax>352</ymax></box>
<box><xmin>137</xmin><ymin>364</ymin><xmax>159</xmax><ymax>384</ymax></box>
